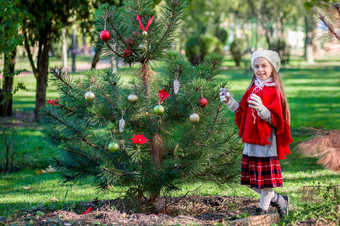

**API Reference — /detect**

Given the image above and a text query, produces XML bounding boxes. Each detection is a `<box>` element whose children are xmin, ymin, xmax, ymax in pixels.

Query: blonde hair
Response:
<box><xmin>246</xmin><ymin>69</ymin><xmax>291</xmax><ymax>123</ymax></box>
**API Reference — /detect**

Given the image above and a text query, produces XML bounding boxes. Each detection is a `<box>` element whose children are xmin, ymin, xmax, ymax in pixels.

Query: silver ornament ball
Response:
<box><xmin>189</xmin><ymin>113</ymin><xmax>200</xmax><ymax>123</ymax></box>
<box><xmin>85</xmin><ymin>91</ymin><xmax>95</xmax><ymax>102</ymax></box>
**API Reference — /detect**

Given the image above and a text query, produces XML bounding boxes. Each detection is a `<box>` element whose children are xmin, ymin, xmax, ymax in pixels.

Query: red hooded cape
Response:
<box><xmin>235</xmin><ymin>83</ymin><xmax>293</xmax><ymax>160</ymax></box>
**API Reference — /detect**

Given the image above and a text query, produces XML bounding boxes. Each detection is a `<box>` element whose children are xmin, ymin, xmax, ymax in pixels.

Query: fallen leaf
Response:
<box><xmin>50</xmin><ymin>197</ymin><xmax>59</xmax><ymax>202</ymax></box>
<box><xmin>35</xmin><ymin>170</ymin><xmax>43</xmax><ymax>175</ymax></box>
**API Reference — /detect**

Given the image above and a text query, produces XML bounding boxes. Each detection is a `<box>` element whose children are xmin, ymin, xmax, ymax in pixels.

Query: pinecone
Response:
<box><xmin>173</xmin><ymin>79</ymin><xmax>180</xmax><ymax>94</ymax></box>
<box><xmin>119</xmin><ymin>118</ymin><xmax>125</xmax><ymax>133</ymax></box>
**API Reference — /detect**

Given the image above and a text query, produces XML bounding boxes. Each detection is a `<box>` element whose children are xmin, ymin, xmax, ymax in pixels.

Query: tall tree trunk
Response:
<box><xmin>71</xmin><ymin>23</ymin><xmax>77</xmax><ymax>73</ymax></box>
<box><xmin>91</xmin><ymin>50</ymin><xmax>100</xmax><ymax>69</ymax></box>
<box><xmin>62</xmin><ymin>28</ymin><xmax>67</xmax><ymax>68</ymax></box>
<box><xmin>0</xmin><ymin>49</ymin><xmax>17</xmax><ymax>117</ymax></box>
<box><xmin>34</xmin><ymin>24</ymin><xmax>52</xmax><ymax>120</ymax></box>
<box><xmin>304</xmin><ymin>15</ymin><xmax>314</xmax><ymax>63</ymax></box>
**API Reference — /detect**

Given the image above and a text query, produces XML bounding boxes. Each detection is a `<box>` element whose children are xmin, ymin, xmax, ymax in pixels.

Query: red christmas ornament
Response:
<box><xmin>122</xmin><ymin>49</ymin><xmax>132</xmax><ymax>57</ymax></box>
<box><xmin>100</xmin><ymin>30</ymin><xmax>110</xmax><ymax>41</ymax></box>
<box><xmin>126</xmin><ymin>38</ymin><xmax>134</xmax><ymax>47</ymax></box>
<box><xmin>198</xmin><ymin>97</ymin><xmax>208</xmax><ymax>108</ymax></box>
<box><xmin>132</xmin><ymin>31</ymin><xmax>140</xmax><ymax>37</ymax></box>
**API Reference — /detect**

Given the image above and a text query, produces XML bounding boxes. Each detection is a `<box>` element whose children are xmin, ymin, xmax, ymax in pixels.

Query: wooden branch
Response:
<box><xmin>319</xmin><ymin>15</ymin><xmax>340</xmax><ymax>40</ymax></box>
<box><xmin>46</xmin><ymin>111</ymin><xmax>101</xmax><ymax>149</ymax></box>
<box><xmin>102</xmin><ymin>166</ymin><xmax>135</xmax><ymax>176</ymax></box>
<box><xmin>52</xmin><ymin>67</ymin><xmax>73</xmax><ymax>89</ymax></box>
<box><xmin>105</xmin><ymin>42</ymin><xmax>123</xmax><ymax>58</ymax></box>
<box><xmin>108</xmin><ymin>21</ymin><xmax>139</xmax><ymax>57</ymax></box>
<box><xmin>22</xmin><ymin>22</ymin><xmax>38</xmax><ymax>78</ymax></box>
<box><xmin>207</xmin><ymin>62</ymin><xmax>217</xmax><ymax>82</ymax></box>
<box><xmin>10</xmin><ymin>138</ymin><xmax>14</xmax><ymax>173</ymax></box>
<box><xmin>205</xmin><ymin>104</ymin><xmax>222</xmax><ymax>145</ymax></box>
<box><xmin>92</xmin><ymin>77</ymin><xmax>120</xmax><ymax>112</ymax></box>
<box><xmin>1</xmin><ymin>125</ymin><xmax>9</xmax><ymax>174</ymax></box>
<box><xmin>62</xmin><ymin>147</ymin><xmax>96</xmax><ymax>162</ymax></box>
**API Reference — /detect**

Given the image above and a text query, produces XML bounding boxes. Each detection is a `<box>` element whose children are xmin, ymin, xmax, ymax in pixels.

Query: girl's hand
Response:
<box><xmin>248</xmin><ymin>94</ymin><xmax>268</xmax><ymax>115</ymax></box>
<box><xmin>219</xmin><ymin>88</ymin><xmax>234</xmax><ymax>106</ymax></box>
<box><xmin>248</xmin><ymin>94</ymin><xmax>265</xmax><ymax>111</ymax></box>
<box><xmin>248</xmin><ymin>94</ymin><xmax>271</xmax><ymax>121</ymax></box>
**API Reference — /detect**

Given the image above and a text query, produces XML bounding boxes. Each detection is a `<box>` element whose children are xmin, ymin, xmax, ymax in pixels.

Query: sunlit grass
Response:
<box><xmin>0</xmin><ymin>170</ymin><xmax>122</xmax><ymax>216</ymax></box>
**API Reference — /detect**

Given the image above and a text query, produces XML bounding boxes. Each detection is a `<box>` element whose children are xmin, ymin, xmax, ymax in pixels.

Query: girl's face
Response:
<box><xmin>253</xmin><ymin>57</ymin><xmax>273</xmax><ymax>81</ymax></box>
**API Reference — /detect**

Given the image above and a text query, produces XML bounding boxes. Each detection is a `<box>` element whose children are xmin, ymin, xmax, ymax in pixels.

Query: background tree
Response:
<box><xmin>0</xmin><ymin>0</ymin><xmax>24</xmax><ymax>116</ymax></box>
<box><xmin>182</xmin><ymin>0</ymin><xmax>229</xmax><ymax>65</ymax></box>
<box><xmin>20</xmin><ymin>0</ymin><xmax>90</xmax><ymax>119</ymax></box>
<box><xmin>244</xmin><ymin>0</ymin><xmax>303</xmax><ymax>64</ymax></box>
<box><xmin>40</xmin><ymin>0</ymin><xmax>241</xmax><ymax>208</ymax></box>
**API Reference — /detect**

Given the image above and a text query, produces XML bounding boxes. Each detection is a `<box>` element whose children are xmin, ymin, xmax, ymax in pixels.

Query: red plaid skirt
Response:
<box><xmin>241</xmin><ymin>154</ymin><xmax>283</xmax><ymax>189</ymax></box>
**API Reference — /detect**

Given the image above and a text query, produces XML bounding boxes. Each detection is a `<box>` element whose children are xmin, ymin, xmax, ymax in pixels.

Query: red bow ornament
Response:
<box><xmin>136</xmin><ymin>14</ymin><xmax>154</xmax><ymax>35</ymax></box>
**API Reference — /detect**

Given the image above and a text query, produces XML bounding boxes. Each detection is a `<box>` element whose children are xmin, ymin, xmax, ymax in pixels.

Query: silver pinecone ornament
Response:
<box><xmin>119</xmin><ymin>118</ymin><xmax>125</xmax><ymax>133</ymax></box>
<box><xmin>173</xmin><ymin>79</ymin><xmax>180</xmax><ymax>94</ymax></box>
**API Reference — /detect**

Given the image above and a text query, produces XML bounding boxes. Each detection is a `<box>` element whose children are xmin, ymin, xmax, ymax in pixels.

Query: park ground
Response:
<box><xmin>0</xmin><ymin>53</ymin><xmax>340</xmax><ymax>225</ymax></box>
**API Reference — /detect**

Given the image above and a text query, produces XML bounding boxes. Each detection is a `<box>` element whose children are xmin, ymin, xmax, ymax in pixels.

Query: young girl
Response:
<box><xmin>220</xmin><ymin>50</ymin><xmax>293</xmax><ymax>217</ymax></box>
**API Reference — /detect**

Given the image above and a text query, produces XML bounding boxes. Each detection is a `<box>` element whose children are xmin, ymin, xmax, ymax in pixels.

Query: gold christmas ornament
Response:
<box><xmin>85</xmin><ymin>91</ymin><xmax>95</xmax><ymax>102</ymax></box>
<box><xmin>128</xmin><ymin>94</ymin><xmax>138</xmax><ymax>103</ymax></box>
<box><xmin>189</xmin><ymin>113</ymin><xmax>200</xmax><ymax>123</ymax></box>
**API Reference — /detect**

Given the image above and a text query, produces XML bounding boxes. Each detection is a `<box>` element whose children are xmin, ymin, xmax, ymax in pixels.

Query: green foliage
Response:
<box><xmin>216</xmin><ymin>28</ymin><xmax>228</xmax><ymax>45</ymax></box>
<box><xmin>0</xmin><ymin>0</ymin><xmax>23</xmax><ymax>54</ymax></box>
<box><xmin>39</xmin><ymin>52</ymin><xmax>241</xmax><ymax>203</ymax></box>
<box><xmin>94</xmin><ymin>0</ymin><xmax>188</xmax><ymax>63</ymax></box>
<box><xmin>39</xmin><ymin>0</ymin><xmax>242</xmax><ymax>203</ymax></box>
<box><xmin>185</xmin><ymin>34</ymin><xmax>223</xmax><ymax>65</ymax></box>
<box><xmin>230</xmin><ymin>38</ymin><xmax>244</xmax><ymax>67</ymax></box>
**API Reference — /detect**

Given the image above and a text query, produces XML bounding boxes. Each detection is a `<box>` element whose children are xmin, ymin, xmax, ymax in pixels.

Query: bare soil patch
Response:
<box><xmin>5</xmin><ymin>196</ymin><xmax>283</xmax><ymax>225</ymax></box>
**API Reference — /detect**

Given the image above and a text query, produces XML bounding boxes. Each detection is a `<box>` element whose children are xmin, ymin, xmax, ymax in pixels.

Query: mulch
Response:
<box><xmin>4</xmin><ymin>196</ymin><xmax>281</xmax><ymax>225</ymax></box>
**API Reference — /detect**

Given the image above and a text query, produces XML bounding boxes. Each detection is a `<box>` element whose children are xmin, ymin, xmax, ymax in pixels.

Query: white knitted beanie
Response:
<box><xmin>251</xmin><ymin>50</ymin><xmax>281</xmax><ymax>72</ymax></box>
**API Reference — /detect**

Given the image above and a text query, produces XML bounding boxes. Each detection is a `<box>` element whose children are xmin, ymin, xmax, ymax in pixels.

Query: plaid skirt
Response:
<box><xmin>241</xmin><ymin>154</ymin><xmax>283</xmax><ymax>189</ymax></box>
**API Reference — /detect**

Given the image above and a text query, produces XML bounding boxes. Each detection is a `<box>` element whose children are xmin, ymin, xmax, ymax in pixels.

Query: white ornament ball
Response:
<box><xmin>189</xmin><ymin>113</ymin><xmax>200</xmax><ymax>123</ymax></box>
<box><xmin>85</xmin><ymin>91</ymin><xmax>95</xmax><ymax>102</ymax></box>
<box><xmin>128</xmin><ymin>94</ymin><xmax>138</xmax><ymax>104</ymax></box>
<box><xmin>142</xmin><ymin>31</ymin><xmax>148</xmax><ymax>36</ymax></box>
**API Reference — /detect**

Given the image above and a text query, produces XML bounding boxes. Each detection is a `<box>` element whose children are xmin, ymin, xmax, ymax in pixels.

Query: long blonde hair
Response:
<box><xmin>246</xmin><ymin>69</ymin><xmax>291</xmax><ymax>123</ymax></box>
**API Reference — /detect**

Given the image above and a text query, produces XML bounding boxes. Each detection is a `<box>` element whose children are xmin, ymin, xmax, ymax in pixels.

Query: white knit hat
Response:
<box><xmin>251</xmin><ymin>50</ymin><xmax>281</xmax><ymax>72</ymax></box>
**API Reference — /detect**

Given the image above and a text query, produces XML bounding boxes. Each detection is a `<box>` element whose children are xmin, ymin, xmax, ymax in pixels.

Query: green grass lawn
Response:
<box><xmin>0</xmin><ymin>55</ymin><xmax>340</xmax><ymax>223</ymax></box>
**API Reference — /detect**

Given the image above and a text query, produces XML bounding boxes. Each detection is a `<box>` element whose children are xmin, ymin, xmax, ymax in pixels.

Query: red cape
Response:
<box><xmin>235</xmin><ymin>84</ymin><xmax>293</xmax><ymax>160</ymax></box>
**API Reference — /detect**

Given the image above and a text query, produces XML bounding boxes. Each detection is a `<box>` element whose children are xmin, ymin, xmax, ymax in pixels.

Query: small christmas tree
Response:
<box><xmin>40</xmin><ymin>0</ymin><xmax>242</xmax><ymax>207</ymax></box>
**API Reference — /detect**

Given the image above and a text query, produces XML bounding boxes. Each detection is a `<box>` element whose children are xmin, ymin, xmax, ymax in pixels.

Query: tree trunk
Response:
<box><xmin>0</xmin><ymin>49</ymin><xmax>17</xmax><ymax>117</ymax></box>
<box><xmin>304</xmin><ymin>16</ymin><xmax>314</xmax><ymax>63</ymax></box>
<box><xmin>34</xmin><ymin>24</ymin><xmax>52</xmax><ymax>120</ymax></box>
<box><xmin>91</xmin><ymin>50</ymin><xmax>100</xmax><ymax>69</ymax></box>
<box><xmin>71</xmin><ymin>23</ymin><xmax>77</xmax><ymax>73</ymax></box>
<box><xmin>62</xmin><ymin>28</ymin><xmax>67</xmax><ymax>68</ymax></box>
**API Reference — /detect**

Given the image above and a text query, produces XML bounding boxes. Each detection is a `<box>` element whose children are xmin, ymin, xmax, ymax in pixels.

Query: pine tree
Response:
<box><xmin>40</xmin><ymin>0</ymin><xmax>242</xmax><ymax>207</ymax></box>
